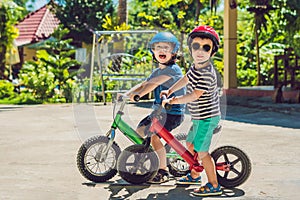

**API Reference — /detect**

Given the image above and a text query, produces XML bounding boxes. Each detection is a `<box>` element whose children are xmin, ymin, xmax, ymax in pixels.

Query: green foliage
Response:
<box><xmin>0</xmin><ymin>80</ymin><xmax>15</xmax><ymax>99</ymax></box>
<box><xmin>55</xmin><ymin>0</ymin><xmax>114</xmax><ymax>44</ymax></box>
<box><xmin>3</xmin><ymin>0</ymin><xmax>298</xmax><ymax>106</ymax></box>
<box><xmin>236</xmin><ymin>0</ymin><xmax>300</xmax><ymax>86</ymax></box>
<box><xmin>20</xmin><ymin>51</ymin><xmax>57</xmax><ymax>101</ymax></box>
<box><xmin>19</xmin><ymin>26</ymin><xmax>82</xmax><ymax>103</ymax></box>
<box><xmin>0</xmin><ymin>0</ymin><xmax>24</xmax><ymax>79</ymax></box>
<box><xmin>127</xmin><ymin>0</ymin><xmax>299</xmax><ymax>87</ymax></box>
<box><xmin>102</xmin><ymin>14</ymin><xmax>131</xmax><ymax>31</ymax></box>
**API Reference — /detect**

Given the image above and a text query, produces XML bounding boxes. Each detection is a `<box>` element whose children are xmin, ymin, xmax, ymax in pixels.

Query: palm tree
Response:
<box><xmin>247</xmin><ymin>0</ymin><xmax>275</xmax><ymax>85</ymax></box>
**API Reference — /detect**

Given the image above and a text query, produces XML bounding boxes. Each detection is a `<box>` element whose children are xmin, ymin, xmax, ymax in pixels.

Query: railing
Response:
<box><xmin>274</xmin><ymin>47</ymin><xmax>300</xmax><ymax>90</ymax></box>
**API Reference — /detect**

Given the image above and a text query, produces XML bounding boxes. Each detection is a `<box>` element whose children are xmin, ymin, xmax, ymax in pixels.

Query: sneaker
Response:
<box><xmin>191</xmin><ymin>183</ymin><xmax>222</xmax><ymax>196</ymax></box>
<box><xmin>176</xmin><ymin>173</ymin><xmax>202</xmax><ymax>185</ymax></box>
<box><xmin>147</xmin><ymin>169</ymin><xmax>170</xmax><ymax>184</ymax></box>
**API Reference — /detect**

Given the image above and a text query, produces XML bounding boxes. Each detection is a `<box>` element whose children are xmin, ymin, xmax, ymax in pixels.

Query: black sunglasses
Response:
<box><xmin>191</xmin><ymin>43</ymin><xmax>212</xmax><ymax>52</ymax></box>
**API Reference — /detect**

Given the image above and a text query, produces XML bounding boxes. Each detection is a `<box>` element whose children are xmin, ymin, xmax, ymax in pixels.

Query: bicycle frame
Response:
<box><xmin>106</xmin><ymin>99</ymin><xmax>144</xmax><ymax>145</ymax></box>
<box><xmin>149</xmin><ymin>115</ymin><xmax>231</xmax><ymax>173</ymax></box>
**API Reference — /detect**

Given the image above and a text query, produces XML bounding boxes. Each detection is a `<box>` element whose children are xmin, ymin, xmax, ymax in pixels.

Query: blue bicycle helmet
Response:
<box><xmin>149</xmin><ymin>32</ymin><xmax>180</xmax><ymax>54</ymax></box>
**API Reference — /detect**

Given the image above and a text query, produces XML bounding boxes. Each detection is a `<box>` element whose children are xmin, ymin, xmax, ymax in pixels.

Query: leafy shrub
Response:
<box><xmin>0</xmin><ymin>80</ymin><xmax>15</xmax><ymax>99</ymax></box>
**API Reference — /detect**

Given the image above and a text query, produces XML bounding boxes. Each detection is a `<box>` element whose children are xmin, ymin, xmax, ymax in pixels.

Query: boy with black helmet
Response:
<box><xmin>161</xmin><ymin>25</ymin><xmax>222</xmax><ymax>196</ymax></box>
<box><xmin>124</xmin><ymin>32</ymin><xmax>186</xmax><ymax>183</ymax></box>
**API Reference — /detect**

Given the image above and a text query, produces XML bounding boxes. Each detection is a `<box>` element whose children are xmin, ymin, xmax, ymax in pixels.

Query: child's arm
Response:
<box><xmin>170</xmin><ymin>89</ymin><xmax>204</xmax><ymax>105</ymax></box>
<box><xmin>137</xmin><ymin>75</ymin><xmax>171</xmax><ymax>97</ymax></box>
<box><xmin>125</xmin><ymin>75</ymin><xmax>171</xmax><ymax>101</ymax></box>
<box><xmin>161</xmin><ymin>75</ymin><xmax>188</xmax><ymax>97</ymax></box>
<box><xmin>124</xmin><ymin>82</ymin><xmax>143</xmax><ymax>97</ymax></box>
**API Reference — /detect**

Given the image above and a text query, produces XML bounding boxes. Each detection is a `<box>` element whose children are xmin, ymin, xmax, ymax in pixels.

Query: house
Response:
<box><xmin>15</xmin><ymin>1</ymin><xmax>60</xmax><ymax>64</ymax></box>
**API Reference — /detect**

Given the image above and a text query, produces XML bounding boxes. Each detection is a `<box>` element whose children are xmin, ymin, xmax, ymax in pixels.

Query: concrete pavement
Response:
<box><xmin>0</xmin><ymin>99</ymin><xmax>299</xmax><ymax>200</ymax></box>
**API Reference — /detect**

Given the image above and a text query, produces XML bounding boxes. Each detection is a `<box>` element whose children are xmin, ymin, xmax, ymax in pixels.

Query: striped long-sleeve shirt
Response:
<box><xmin>186</xmin><ymin>63</ymin><xmax>220</xmax><ymax>120</ymax></box>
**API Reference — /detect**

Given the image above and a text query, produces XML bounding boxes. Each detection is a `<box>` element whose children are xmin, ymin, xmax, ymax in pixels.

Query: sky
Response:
<box><xmin>27</xmin><ymin>0</ymin><xmax>47</xmax><ymax>10</ymax></box>
<box><xmin>28</xmin><ymin>0</ymin><xmax>119</xmax><ymax>11</ymax></box>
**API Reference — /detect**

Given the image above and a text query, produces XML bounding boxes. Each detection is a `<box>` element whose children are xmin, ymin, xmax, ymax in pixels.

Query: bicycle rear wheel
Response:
<box><xmin>211</xmin><ymin>146</ymin><xmax>251</xmax><ymax>188</ymax></box>
<box><xmin>117</xmin><ymin>144</ymin><xmax>159</xmax><ymax>184</ymax></box>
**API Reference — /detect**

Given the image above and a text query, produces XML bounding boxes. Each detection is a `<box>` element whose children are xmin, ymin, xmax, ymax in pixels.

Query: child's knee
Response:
<box><xmin>198</xmin><ymin>152</ymin><xmax>209</xmax><ymax>160</ymax></box>
<box><xmin>151</xmin><ymin>135</ymin><xmax>160</xmax><ymax>143</ymax></box>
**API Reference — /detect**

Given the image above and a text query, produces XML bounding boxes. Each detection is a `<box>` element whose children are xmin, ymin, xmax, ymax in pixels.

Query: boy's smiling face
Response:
<box><xmin>152</xmin><ymin>42</ymin><xmax>174</xmax><ymax>64</ymax></box>
<box><xmin>191</xmin><ymin>37</ymin><xmax>213</xmax><ymax>65</ymax></box>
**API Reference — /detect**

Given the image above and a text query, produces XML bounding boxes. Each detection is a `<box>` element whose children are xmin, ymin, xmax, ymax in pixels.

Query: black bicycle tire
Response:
<box><xmin>77</xmin><ymin>135</ymin><xmax>121</xmax><ymax>182</ymax></box>
<box><xmin>117</xmin><ymin>144</ymin><xmax>159</xmax><ymax>184</ymax></box>
<box><xmin>211</xmin><ymin>146</ymin><xmax>251</xmax><ymax>188</ymax></box>
<box><xmin>165</xmin><ymin>133</ymin><xmax>190</xmax><ymax>177</ymax></box>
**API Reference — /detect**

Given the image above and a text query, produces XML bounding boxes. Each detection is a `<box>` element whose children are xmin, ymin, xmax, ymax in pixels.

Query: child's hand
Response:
<box><xmin>162</xmin><ymin>96</ymin><xmax>174</xmax><ymax>106</ymax></box>
<box><xmin>161</xmin><ymin>98</ymin><xmax>169</xmax><ymax>108</ymax></box>
<box><xmin>116</xmin><ymin>93</ymin><xmax>126</xmax><ymax>101</ymax></box>
<box><xmin>129</xmin><ymin>92</ymin><xmax>140</xmax><ymax>102</ymax></box>
<box><xmin>162</xmin><ymin>96</ymin><xmax>175</xmax><ymax>110</ymax></box>
<box><xmin>160</xmin><ymin>90</ymin><xmax>170</xmax><ymax>98</ymax></box>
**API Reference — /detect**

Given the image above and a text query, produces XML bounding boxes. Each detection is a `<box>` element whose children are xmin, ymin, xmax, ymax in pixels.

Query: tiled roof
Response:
<box><xmin>15</xmin><ymin>4</ymin><xmax>60</xmax><ymax>46</ymax></box>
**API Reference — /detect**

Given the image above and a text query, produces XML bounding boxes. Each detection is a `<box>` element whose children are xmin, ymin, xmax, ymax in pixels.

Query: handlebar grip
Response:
<box><xmin>117</xmin><ymin>95</ymin><xmax>124</xmax><ymax>102</ymax></box>
<box><xmin>161</xmin><ymin>95</ymin><xmax>172</xmax><ymax>110</ymax></box>
<box><xmin>164</xmin><ymin>103</ymin><xmax>172</xmax><ymax>110</ymax></box>
<box><xmin>133</xmin><ymin>95</ymin><xmax>140</xmax><ymax>102</ymax></box>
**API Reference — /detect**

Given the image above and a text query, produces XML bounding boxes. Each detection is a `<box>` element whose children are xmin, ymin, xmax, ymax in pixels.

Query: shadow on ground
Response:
<box><xmin>83</xmin><ymin>179</ymin><xmax>245</xmax><ymax>200</ymax></box>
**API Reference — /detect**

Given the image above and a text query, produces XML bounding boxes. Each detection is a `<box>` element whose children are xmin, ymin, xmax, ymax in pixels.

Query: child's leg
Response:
<box><xmin>151</xmin><ymin>134</ymin><xmax>167</xmax><ymax>170</ymax></box>
<box><xmin>190</xmin><ymin>152</ymin><xmax>222</xmax><ymax>196</ymax></box>
<box><xmin>136</xmin><ymin>115</ymin><xmax>152</xmax><ymax>137</ymax></box>
<box><xmin>187</xmin><ymin>142</ymin><xmax>201</xmax><ymax>178</ymax></box>
<box><xmin>201</xmin><ymin>153</ymin><xmax>218</xmax><ymax>187</ymax></box>
<box><xmin>136</xmin><ymin>125</ymin><xmax>146</xmax><ymax>137</ymax></box>
<box><xmin>148</xmin><ymin>134</ymin><xmax>169</xmax><ymax>183</ymax></box>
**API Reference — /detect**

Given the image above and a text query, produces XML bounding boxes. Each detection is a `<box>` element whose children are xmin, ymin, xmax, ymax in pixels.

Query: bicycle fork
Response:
<box><xmin>94</xmin><ymin>128</ymin><xmax>116</xmax><ymax>162</ymax></box>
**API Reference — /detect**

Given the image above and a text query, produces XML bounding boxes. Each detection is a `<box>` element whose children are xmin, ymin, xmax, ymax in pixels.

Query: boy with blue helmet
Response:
<box><xmin>125</xmin><ymin>32</ymin><xmax>186</xmax><ymax>183</ymax></box>
<box><xmin>149</xmin><ymin>32</ymin><xmax>180</xmax><ymax>54</ymax></box>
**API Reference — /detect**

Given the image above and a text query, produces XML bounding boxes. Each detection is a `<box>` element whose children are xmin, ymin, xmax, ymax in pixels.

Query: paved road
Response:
<box><xmin>0</xmin><ymin>100</ymin><xmax>299</xmax><ymax>200</ymax></box>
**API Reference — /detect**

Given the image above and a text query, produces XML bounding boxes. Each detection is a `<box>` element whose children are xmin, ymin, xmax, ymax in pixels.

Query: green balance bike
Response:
<box><xmin>76</xmin><ymin>96</ymin><xmax>189</xmax><ymax>183</ymax></box>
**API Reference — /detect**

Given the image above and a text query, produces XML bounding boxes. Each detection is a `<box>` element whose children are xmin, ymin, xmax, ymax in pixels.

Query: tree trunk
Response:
<box><xmin>255</xmin><ymin>29</ymin><xmax>261</xmax><ymax>86</ymax></box>
<box><xmin>118</xmin><ymin>0</ymin><xmax>127</xmax><ymax>25</ymax></box>
<box><xmin>0</xmin><ymin>11</ymin><xmax>7</xmax><ymax>80</ymax></box>
<box><xmin>194</xmin><ymin>0</ymin><xmax>202</xmax><ymax>22</ymax></box>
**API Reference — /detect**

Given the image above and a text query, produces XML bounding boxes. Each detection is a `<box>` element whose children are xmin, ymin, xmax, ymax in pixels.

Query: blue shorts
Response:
<box><xmin>138</xmin><ymin>112</ymin><xmax>184</xmax><ymax>136</ymax></box>
<box><xmin>186</xmin><ymin>116</ymin><xmax>220</xmax><ymax>152</ymax></box>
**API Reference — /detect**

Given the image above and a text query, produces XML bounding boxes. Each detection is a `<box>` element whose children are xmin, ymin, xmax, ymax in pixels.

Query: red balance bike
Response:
<box><xmin>117</xmin><ymin>96</ymin><xmax>251</xmax><ymax>187</ymax></box>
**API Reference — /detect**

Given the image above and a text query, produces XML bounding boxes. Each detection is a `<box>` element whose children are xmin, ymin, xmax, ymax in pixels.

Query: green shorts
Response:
<box><xmin>186</xmin><ymin>116</ymin><xmax>220</xmax><ymax>152</ymax></box>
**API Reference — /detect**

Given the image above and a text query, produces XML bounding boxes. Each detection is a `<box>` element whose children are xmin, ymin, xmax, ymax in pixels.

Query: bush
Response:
<box><xmin>0</xmin><ymin>80</ymin><xmax>15</xmax><ymax>99</ymax></box>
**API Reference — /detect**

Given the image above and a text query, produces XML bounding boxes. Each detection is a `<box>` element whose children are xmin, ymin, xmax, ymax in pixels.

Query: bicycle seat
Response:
<box><xmin>213</xmin><ymin>125</ymin><xmax>222</xmax><ymax>134</ymax></box>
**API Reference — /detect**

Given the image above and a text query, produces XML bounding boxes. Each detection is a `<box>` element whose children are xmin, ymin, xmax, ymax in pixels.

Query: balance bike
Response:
<box><xmin>117</xmin><ymin>96</ymin><xmax>251</xmax><ymax>187</ymax></box>
<box><xmin>76</xmin><ymin>96</ymin><xmax>190</xmax><ymax>182</ymax></box>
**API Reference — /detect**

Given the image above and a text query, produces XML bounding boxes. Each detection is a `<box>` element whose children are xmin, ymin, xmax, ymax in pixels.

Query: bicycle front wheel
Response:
<box><xmin>77</xmin><ymin>135</ymin><xmax>121</xmax><ymax>182</ymax></box>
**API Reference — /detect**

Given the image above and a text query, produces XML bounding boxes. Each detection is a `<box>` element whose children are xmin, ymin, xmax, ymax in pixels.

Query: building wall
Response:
<box><xmin>23</xmin><ymin>47</ymin><xmax>37</xmax><ymax>61</ymax></box>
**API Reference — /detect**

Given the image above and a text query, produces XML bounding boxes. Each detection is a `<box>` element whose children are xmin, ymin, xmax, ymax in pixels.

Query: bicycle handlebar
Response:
<box><xmin>133</xmin><ymin>95</ymin><xmax>140</xmax><ymax>102</ymax></box>
<box><xmin>161</xmin><ymin>95</ymin><xmax>172</xmax><ymax>111</ymax></box>
<box><xmin>134</xmin><ymin>95</ymin><xmax>172</xmax><ymax>110</ymax></box>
